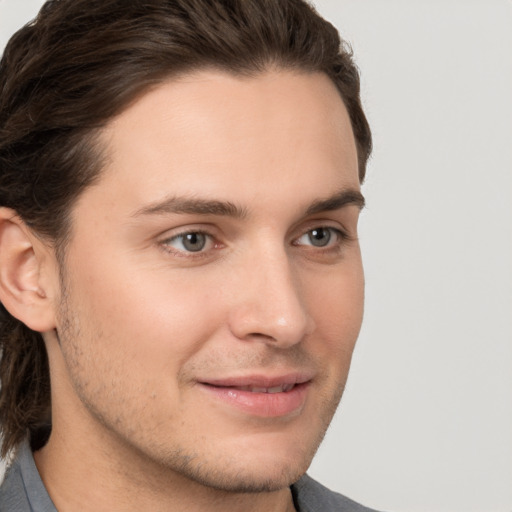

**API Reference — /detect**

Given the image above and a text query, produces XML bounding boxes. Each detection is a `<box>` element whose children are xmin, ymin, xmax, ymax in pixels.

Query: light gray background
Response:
<box><xmin>1</xmin><ymin>1</ymin><xmax>511</xmax><ymax>511</ymax></box>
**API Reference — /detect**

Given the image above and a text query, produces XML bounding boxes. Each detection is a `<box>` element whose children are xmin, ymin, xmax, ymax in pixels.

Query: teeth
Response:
<box><xmin>234</xmin><ymin>384</ymin><xmax>295</xmax><ymax>393</ymax></box>
<box><xmin>252</xmin><ymin>386</ymin><xmax>269</xmax><ymax>393</ymax></box>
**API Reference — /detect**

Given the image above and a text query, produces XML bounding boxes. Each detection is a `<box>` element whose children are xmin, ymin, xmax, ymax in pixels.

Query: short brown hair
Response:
<box><xmin>0</xmin><ymin>0</ymin><xmax>372</xmax><ymax>457</ymax></box>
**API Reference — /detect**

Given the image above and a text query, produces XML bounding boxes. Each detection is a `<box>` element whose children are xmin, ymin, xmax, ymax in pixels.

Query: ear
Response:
<box><xmin>0</xmin><ymin>207</ymin><xmax>58</xmax><ymax>332</ymax></box>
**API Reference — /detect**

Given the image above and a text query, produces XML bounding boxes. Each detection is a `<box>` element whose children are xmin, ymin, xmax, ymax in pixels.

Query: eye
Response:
<box><xmin>163</xmin><ymin>231</ymin><xmax>211</xmax><ymax>253</ymax></box>
<box><xmin>295</xmin><ymin>227</ymin><xmax>342</xmax><ymax>248</ymax></box>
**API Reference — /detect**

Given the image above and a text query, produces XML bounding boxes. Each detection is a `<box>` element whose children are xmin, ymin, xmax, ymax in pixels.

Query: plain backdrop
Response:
<box><xmin>1</xmin><ymin>1</ymin><xmax>511</xmax><ymax>511</ymax></box>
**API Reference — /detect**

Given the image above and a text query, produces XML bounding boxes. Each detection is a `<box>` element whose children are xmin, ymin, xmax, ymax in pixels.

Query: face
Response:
<box><xmin>47</xmin><ymin>69</ymin><xmax>364</xmax><ymax>492</ymax></box>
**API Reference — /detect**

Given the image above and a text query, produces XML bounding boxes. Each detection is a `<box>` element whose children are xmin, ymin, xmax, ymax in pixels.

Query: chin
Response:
<box><xmin>180</xmin><ymin>458</ymin><xmax>309</xmax><ymax>494</ymax></box>
<box><xmin>155</xmin><ymin>433</ymin><xmax>319</xmax><ymax>494</ymax></box>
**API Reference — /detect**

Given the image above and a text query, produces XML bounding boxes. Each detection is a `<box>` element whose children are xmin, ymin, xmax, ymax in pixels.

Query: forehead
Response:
<box><xmin>83</xmin><ymin>69</ymin><xmax>359</xmax><ymax>217</ymax></box>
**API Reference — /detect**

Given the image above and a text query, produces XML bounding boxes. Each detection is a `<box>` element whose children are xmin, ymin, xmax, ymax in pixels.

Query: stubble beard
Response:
<box><xmin>54</xmin><ymin>271</ymin><xmax>347</xmax><ymax>495</ymax></box>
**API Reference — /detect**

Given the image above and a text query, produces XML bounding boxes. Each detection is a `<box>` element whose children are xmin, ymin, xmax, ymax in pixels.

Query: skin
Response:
<box><xmin>27</xmin><ymin>69</ymin><xmax>364</xmax><ymax>512</ymax></box>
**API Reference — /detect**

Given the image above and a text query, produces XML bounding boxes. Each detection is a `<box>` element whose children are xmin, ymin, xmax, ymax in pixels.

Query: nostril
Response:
<box><xmin>246</xmin><ymin>332</ymin><xmax>277</xmax><ymax>342</ymax></box>
<box><xmin>227</xmin><ymin>291</ymin><xmax>312</xmax><ymax>348</ymax></box>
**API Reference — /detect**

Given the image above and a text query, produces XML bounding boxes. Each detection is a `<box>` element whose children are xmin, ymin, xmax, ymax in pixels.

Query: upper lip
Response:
<box><xmin>199</xmin><ymin>372</ymin><xmax>314</xmax><ymax>389</ymax></box>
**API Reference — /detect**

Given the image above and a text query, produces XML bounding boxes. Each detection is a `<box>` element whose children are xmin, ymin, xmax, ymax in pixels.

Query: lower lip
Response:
<box><xmin>199</xmin><ymin>382</ymin><xmax>310</xmax><ymax>418</ymax></box>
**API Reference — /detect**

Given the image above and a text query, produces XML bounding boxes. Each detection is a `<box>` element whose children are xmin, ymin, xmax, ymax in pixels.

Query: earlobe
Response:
<box><xmin>0</xmin><ymin>207</ymin><xmax>57</xmax><ymax>332</ymax></box>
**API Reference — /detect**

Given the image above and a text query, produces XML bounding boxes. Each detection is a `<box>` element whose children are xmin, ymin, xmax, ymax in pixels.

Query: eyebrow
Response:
<box><xmin>132</xmin><ymin>188</ymin><xmax>365</xmax><ymax>219</ymax></box>
<box><xmin>132</xmin><ymin>196</ymin><xmax>248</xmax><ymax>218</ymax></box>
<box><xmin>305</xmin><ymin>189</ymin><xmax>365</xmax><ymax>215</ymax></box>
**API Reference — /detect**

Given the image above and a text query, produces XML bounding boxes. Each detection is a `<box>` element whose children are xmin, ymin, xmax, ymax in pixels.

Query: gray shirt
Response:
<box><xmin>0</xmin><ymin>441</ymin><xmax>381</xmax><ymax>512</ymax></box>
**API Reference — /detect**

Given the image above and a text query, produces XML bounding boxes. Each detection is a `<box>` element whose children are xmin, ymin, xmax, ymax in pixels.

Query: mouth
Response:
<box><xmin>219</xmin><ymin>383</ymin><xmax>296</xmax><ymax>393</ymax></box>
<box><xmin>198</xmin><ymin>374</ymin><xmax>312</xmax><ymax>417</ymax></box>
<box><xmin>202</xmin><ymin>382</ymin><xmax>297</xmax><ymax>394</ymax></box>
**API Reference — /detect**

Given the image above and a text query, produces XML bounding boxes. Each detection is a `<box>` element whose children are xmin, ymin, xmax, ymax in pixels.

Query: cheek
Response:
<box><xmin>304</xmin><ymin>264</ymin><xmax>364</xmax><ymax>356</ymax></box>
<box><xmin>64</xmin><ymin>256</ymin><xmax>226</xmax><ymax>373</ymax></box>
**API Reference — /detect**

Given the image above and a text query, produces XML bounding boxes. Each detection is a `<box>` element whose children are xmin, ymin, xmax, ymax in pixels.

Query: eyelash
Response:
<box><xmin>160</xmin><ymin>230</ymin><xmax>219</xmax><ymax>258</ymax></box>
<box><xmin>160</xmin><ymin>226</ymin><xmax>352</xmax><ymax>258</ymax></box>
<box><xmin>293</xmin><ymin>226</ymin><xmax>349</xmax><ymax>249</ymax></box>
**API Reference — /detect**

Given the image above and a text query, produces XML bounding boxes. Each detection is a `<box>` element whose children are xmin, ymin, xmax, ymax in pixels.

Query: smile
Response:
<box><xmin>198</xmin><ymin>374</ymin><xmax>313</xmax><ymax>417</ymax></box>
<box><xmin>215</xmin><ymin>383</ymin><xmax>296</xmax><ymax>393</ymax></box>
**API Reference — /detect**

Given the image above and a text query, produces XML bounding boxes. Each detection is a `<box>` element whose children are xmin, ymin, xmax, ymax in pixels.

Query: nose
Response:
<box><xmin>227</xmin><ymin>248</ymin><xmax>315</xmax><ymax>348</ymax></box>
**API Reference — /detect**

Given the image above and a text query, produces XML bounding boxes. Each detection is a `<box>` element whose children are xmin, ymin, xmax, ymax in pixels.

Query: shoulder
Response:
<box><xmin>0</xmin><ymin>454</ymin><xmax>32</xmax><ymax>512</ymax></box>
<box><xmin>292</xmin><ymin>474</ymin><xmax>384</xmax><ymax>512</ymax></box>
<box><xmin>0</xmin><ymin>441</ymin><xmax>56</xmax><ymax>512</ymax></box>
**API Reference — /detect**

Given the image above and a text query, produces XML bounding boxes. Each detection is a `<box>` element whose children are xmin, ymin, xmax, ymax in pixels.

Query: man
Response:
<box><xmin>0</xmin><ymin>0</ymin><xmax>376</xmax><ymax>510</ymax></box>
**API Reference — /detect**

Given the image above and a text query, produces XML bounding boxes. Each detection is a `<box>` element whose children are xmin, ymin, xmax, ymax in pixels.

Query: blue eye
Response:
<box><xmin>165</xmin><ymin>232</ymin><xmax>209</xmax><ymax>252</ymax></box>
<box><xmin>296</xmin><ymin>227</ymin><xmax>341</xmax><ymax>248</ymax></box>
<box><xmin>308</xmin><ymin>228</ymin><xmax>332</xmax><ymax>247</ymax></box>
